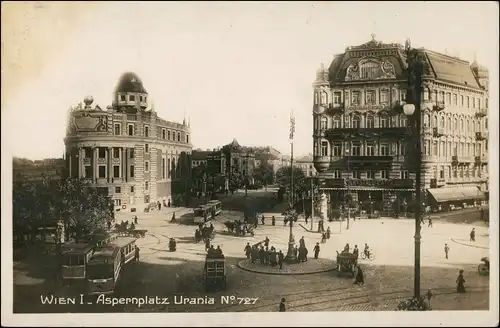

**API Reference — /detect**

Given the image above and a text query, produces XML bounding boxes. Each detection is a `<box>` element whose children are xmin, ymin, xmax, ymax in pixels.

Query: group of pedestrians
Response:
<box><xmin>244</xmin><ymin>237</ymin><xmax>286</xmax><ymax>269</ymax></box>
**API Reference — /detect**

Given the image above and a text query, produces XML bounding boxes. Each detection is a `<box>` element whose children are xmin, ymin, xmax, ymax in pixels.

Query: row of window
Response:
<box><xmin>432</xmin><ymin>165</ymin><xmax>488</xmax><ymax>180</ymax></box>
<box><xmin>83</xmin><ymin>158</ymin><xmax>180</xmax><ymax>180</ymax></box>
<box><xmin>119</xmin><ymin>94</ymin><xmax>147</xmax><ymax>103</ymax></box>
<box><xmin>330</xmin><ymin>170</ymin><xmax>408</xmax><ymax>179</ymax></box>
<box><xmin>316</xmin><ymin>89</ymin><xmax>488</xmax><ymax>110</ymax></box>
<box><xmin>318</xmin><ymin>114</ymin><xmax>487</xmax><ymax>134</ymax></box>
<box><xmin>315</xmin><ymin>139</ymin><xmax>487</xmax><ymax>158</ymax></box>
<box><xmin>83</xmin><ymin>145</ymin><xmax>188</xmax><ymax>159</ymax></box>
<box><xmin>424</xmin><ymin>140</ymin><xmax>487</xmax><ymax>157</ymax></box>
<box><xmin>114</xmin><ymin>123</ymin><xmax>189</xmax><ymax>143</ymax></box>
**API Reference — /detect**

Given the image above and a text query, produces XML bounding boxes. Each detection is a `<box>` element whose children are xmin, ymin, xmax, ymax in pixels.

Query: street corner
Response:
<box><xmin>237</xmin><ymin>258</ymin><xmax>336</xmax><ymax>275</ymax></box>
<box><xmin>451</xmin><ymin>238</ymin><xmax>489</xmax><ymax>249</ymax></box>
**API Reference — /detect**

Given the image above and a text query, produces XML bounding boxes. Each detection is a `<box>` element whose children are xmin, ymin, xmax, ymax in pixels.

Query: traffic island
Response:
<box><xmin>237</xmin><ymin>258</ymin><xmax>336</xmax><ymax>275</ymax></box>
<box><xmin>451</xmin><ymin>238</ymin><xmax>489</xmax><ymax>249</ymax></box>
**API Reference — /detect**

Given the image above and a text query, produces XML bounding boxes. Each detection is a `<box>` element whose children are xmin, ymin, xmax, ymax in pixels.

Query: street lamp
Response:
<box><xmin>345</xmin><ymin>148</ymin><xmax>351</xmax><ymax>230</ymax></box>
<box><xmin>285</xmin><ymin>112</ymin><xmax>297</xmax><ymax>263</ymax></box>
<box><xmin>402</xmin><ymin>38</ymin><xmax>424</xmax><ymax>299</ymax></box>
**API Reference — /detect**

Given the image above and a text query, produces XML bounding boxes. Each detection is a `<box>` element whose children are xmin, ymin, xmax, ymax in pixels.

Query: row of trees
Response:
<box><xmin>13</xmin><ymin>178</ymin><xmax>113</xmax><ymax>244</ymax></box>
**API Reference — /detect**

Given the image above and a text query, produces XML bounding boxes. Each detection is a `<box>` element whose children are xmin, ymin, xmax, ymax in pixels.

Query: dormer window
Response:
<box><xmin>139</xmin><ymin>96</ymin><xmax>143</xmax><ymax>102</ymax></box>
<box><xmin>129</xmin><ymin>95</ymin><xmax>135</xmax><ymax>102</ymax></box>
<box><xmin>144</xmin><ymin>126</ymin><xmax>149</xmax><ymax>137</ymax></box>
<box><xmin>120</xmin><ymin>95</ymin><xmax>126</xmax><ymax>101</ymax></box>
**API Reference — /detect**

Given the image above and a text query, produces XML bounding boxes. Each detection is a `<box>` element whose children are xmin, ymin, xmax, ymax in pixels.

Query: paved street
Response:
<box><xmin>13</xmin><ymin>192</ymin><xmax>490</xmax><ymax>313</ymax></box>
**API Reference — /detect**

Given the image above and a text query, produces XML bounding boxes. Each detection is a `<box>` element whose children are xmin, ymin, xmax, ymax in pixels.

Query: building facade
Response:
<box><xmin>64</xmin><ymin>72</ymin><xmax>192</xmax><ymax>212</ymax></box>
<box><xmin>294</xmin><ymin>154</ymin><xmax>317</xmax><ymax>177</ymax></box>
<box><xmin>312</xmin><ymin>37</ymin><xmax>489</xmax><ymax>213</ymax></box>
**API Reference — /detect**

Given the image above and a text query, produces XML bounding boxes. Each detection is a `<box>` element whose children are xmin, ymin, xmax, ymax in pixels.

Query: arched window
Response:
<box><xmin>366</xmin><ymin>115</ymin><xmax>374</xmax><ymax>128</ymax></box>
<box><xmin>333</xmin><ymin>115</ymin><xmax>341</xmax><ymax>128</ymax></box>
<box><xmin>320</xmin><ymin>116</ymin><xmax>328</xmax><ymax>130</ymax></box>
<box><xmin>424</xmin><ymin>114</ymin><xmax>430</xmax><ymax>127</ymax></box>
<box><xmin>454</xmin><ymin>118</ymin><xmax>458</xmax><ymax>130</ymax></box>
<box><xmin>460</xmin><ymin>119</ymin><xmax>464</xmax><ymax>132</ymax></box>
<box><xmin>360</xmin><ymin>61</ymin><xmax>381</xmax><ymax>79</ymax></box>
<box><xmin>400</xmin><ymin>114</ymin><xmax>407</xmax><ymax>127</ymax></box>
<box><xmin>476</xmin><ymin>121</ymin><xmax>481</xmax><ymax>132</ymax></box>
<box><xmin>433</xmin><ymin>115</ymin><xmax>438</xmax><ymax>128</ymax></box>
<box><xmin>380</xmin><ymin>114</ymin><xmax>389</xmax><ymax>128</ymax></box>
<box><xmin>321</xmin><ymin>92</ymin><xmax>327</xmax><ymax>104</ymax></box>
<box><xmin>466</xmin><ymin>120</ymin><xmax>471</xmax><ymax>133</ymax></box>
<box><xmin>440</xmin><ymin>116</ymin><xmax>445</xmax><ymax>128</ymax></box>
<box><xmin>447</xmin><ymin>117</ymin><xmax>451</xmax><ymax>131</ymax></box>
<box><xmin>352</xmin><ymin>115</ymin><xmax>361</xmax><ymax>128</ymax></box>
<box><xmin>314</xmin><ymin>93</ymin><xmax>319</xmax><ymax>104</ymax></box>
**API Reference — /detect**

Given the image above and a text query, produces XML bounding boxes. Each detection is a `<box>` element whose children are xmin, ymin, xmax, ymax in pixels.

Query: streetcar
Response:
<box><xmin>86</xmin><ymin>237</ymin><xmax>137</xmax><ymax>295</ymax></box>
<box><xmin>60</xmin><ymin>234</ymin><xmax>118</xmax><ymax>283</ymax></box>
<box><xmin>194</xmin><ymin>205</ymin><xmax>212</xmax><ymax>224</ymax></box>
<box><xmin>207</xmin><ymin>200</ymin><xmax>222</xmax><ymax>216</ymax></box>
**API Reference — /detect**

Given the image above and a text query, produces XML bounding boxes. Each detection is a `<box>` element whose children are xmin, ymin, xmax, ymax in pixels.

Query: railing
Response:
<box><xmin>325</xmin><ymin>103</ymin><xmax>345</xmax><ymax>115</ymax></box>
<box><xmin>475</xmin><ymin>132</ymin><xmax>488</xmax><ymax>140</ymax></box>
<box><xmin>433</xmin><ymin>101</ymin><xmax>445</xmax><ymax>111</ymax></box>
<box><xmin>320</xmin><ymin>178</ymin><xmax>345</xmax><ymax>188</ymax></box>
<box><xmin>457</xmin><ymin>156</ymin><xmax>474</xmax><ymax>163</ymax></box>
<box><xmin>345</xmin><ymin>178</ymin><xmax>414</xmax><ymax>188</ymax></box>
<box><xmin>433</xmin><ymin>127</ymin><xmax>445</xmax><ymax>137</ymax></box>
<box><xmin>345</xmin><ymin>103</ymin><xmax>392</xmax><ymax>111</ymax></box>
<box><xmin>324</xmin><ymin>127</ymin><xmax>409</xmax><ymax>138</ymax></box>
<box><xmin>475</xmin><ymin>108</ymin><xmax>488</xmax><ymax>117</ymax></box>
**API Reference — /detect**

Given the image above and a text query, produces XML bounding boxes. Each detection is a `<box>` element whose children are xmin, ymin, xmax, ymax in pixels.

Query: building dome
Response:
<box><xmin>114</xmin><ymin>72</ymin><xmax>148</xmax><ymax>94</ymax></box>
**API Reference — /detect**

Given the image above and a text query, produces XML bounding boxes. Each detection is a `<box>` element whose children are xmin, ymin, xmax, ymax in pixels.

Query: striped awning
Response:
<box><xmin>427</xmin><ymin>187</ymin><xmax>485</xmax><ymax>203</ymax></box>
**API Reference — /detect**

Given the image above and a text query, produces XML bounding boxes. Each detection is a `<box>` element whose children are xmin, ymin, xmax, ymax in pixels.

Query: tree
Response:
<box><xmin>275</xmin><ymin>166</ymin><xmax>307</xmax><ymax>204</ymax></box>
<box><xmin>13</xmin><ymin>177</ymin><xmax>113</xmax><ymax>244</ymax></box>
<box><xmin>253</xmin><ymin>162</ymin><xmax>275</xmax><ymax>185</ymax></box>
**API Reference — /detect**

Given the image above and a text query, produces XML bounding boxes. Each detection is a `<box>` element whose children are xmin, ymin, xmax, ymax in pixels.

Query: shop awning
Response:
<box><xmin>427</xmin><ymin>187</ymin><xmax>485</xmax><ymax>203</ymax></box>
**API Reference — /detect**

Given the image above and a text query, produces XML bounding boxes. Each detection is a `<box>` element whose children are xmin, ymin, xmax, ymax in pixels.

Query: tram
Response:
<box><xmin>207</xmin><ymin>200</ymin><xmax>222</xmax><ymax>216</ymax></box>
<box><xmin>194</xmin><ymin>205</ymin><xmax>212</xmax><ymax>224</ymax></box>
<box><xmin>86</xmin><ymin>237</ymin><xmax>137</xmax><ymax>295</ymax></box>
<box><xmin>60</xmin><ymin>234</ymin><xmax>118</xmax><ymax>283</ymax></box>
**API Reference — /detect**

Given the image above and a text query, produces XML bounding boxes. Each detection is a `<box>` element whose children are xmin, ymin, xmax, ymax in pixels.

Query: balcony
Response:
<box><xmin>313</xmin><ymin>155</ymin><xmax>330</xmax><ymax>173</ymax></box>
<box><xmin>475</xmin><ymin>108</ymin><xmax>488</xmax><ymax>118</ymax></box>
<box><xmin>347</xmin><ymin>156</ymin><xmax>393</xmax><ymax>169</ymax></box>
<box><xmin>313</xmin><ymin>129</ymin><xmax>326</xmax><ymax>138</ymax></box>
<box><xmin>474</xmin><ymin>155</ymin><xmax>488</xmax><ymax>164</ymax></box>
<box><xmin>421</xmin><ymin>155</ymin><xmax>439</xmax><ymax>162</ymax></box>
<box><xmin>324</xmin><ymin>127</ymin><xmax>409</xmax><ymax>139</ymax></box>
<box><xmin>433</xmin><ymin>127</ymin><xmax>444</xmax><ymax>138</ymax></box>
<box><xmin>345</xmin><ymin>103</ymin><xmax>391</xmax><ymax>111</ymax></box>
<box><xmin>475</xmin><ymin>132</ymin><xmax>487</xmax><ymax>141</ymax></box>
<box><xmin>433</xmin><ymin>101</ymin><xmax>446</xmax><ymax>112</ymax></box>
<box><xmin>430</xmin><ymin>178</ymin><xmax>446</xmax><ymax>188</ymax></box>
<box><xmin>325</xmin><ymin>103</ymin><xmax>345</xmax><ymax>115</ymax></box>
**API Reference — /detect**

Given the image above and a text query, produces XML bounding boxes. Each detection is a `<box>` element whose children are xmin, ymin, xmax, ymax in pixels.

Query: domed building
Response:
<box><xmin>312</xmin><ymin>36</ymin><xmax>489</xmax><ymax>215</ymax></box>
<box><xmin>64</xmin><ymin>72</ymin><xmax>193</xmax><ymax>212</ymax></box>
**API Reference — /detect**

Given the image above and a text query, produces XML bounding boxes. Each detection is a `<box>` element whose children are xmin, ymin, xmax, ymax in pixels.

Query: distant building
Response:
<box><xmin>294</xmin><ymin>154</ymin><xmax>317</xmax><ymax>177</ymax></box>
<box><xmin>64</xmin><ymin>72</ymin><xmax>193</xmax><ymax>212</ymax></box>
<box><xmin>13</xmin><ymin>158</ymin><xmax>66</xmax><ymax>183</ymax></box>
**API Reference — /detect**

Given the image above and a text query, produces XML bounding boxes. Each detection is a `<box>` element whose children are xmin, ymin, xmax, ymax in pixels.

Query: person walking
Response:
<box><xmin>279</xmin><ymin>298</ymin><xmax>286</xmax><ymax>312</ymax></box>
<box><xmin>272</xmin><ymin>215</ymin><xmax>276</xmax><ymax>226</ymax></box>
<box><xmin>444</xmin><ymin>243</ymin><xmax>450</xmax><ymax>259</ymax></box>
<box><xmin>353</xmin><ymin>245</ymin><xmax>359</xmax><ymax>260</ymax></box>
<box><xmin>135</xmin><ymin>245</ymin><xmax>140</xmax><ymax>262</ymax></box>
<box><xmin>428</xmin><ymin>218</ymin><xmax>433</xmax><ymax>227</ymax></box>
<box><xmin>244</xmin><ymin>242</ymin><xmax>252</xmax><ymax>259</ymax></box>
<box><xmin>261</xmin><ymin>215</ymin><xmax>265</xmax><ymax>225</ymax></box>
<box><xmin>278</xmin><ymin>250</ymin><xmax>284</xmax><ymax>269</ymax></box>
<box><xmin>353</xmin><ymin>265</ymin><xmax>364</xmax><ymax>285</ymax></box>
<box><xmin>470</xmin><ymin>228</ymin><xmax>476</xmax><ymax>242</ymax></box>
<box><xmin>313</xmin><ymin>242</ymin><xmax>320</xmax><ymax>259</ymax></box>
<box><xmin>456</xmin><ymin>270</ymin><xmax>466</xmax><ymax>293</ymax></box>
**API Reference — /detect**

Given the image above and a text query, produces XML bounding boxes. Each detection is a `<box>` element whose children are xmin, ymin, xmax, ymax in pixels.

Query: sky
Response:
<box><xmin>1</xmin><ymin>1</ymin><xmax>499</xmax><ymax>159</ymax></box>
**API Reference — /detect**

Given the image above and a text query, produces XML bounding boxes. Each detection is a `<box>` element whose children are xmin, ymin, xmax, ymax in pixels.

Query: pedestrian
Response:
<box><xmin>244</xmin><ymin>242</ymin><xmax>252</xmax><ymax>259</ymax></box>
<box><xmin>134</xmin><ymin>215</ymin><xmax>138</xmax><ymax>225</ymax></box>
<box><xmin>259</xmin><ymin>246</ymin><xmax>265</xmax><ymax>264</ymax></box>
<box><xmin>135</xmin><ymin>245</ymin><xmax>140</xmax><ymax>262</ymax></box>
<box><xmin>261</xmin><ymin>215</ymin><xmax>265</xmax><ymax>225</ymax></box>
<box><xmin>313</xmin><ymin>242</ymin><xmax>320</xmax><ymax>259</ymax></box>
<box><xmin>353</xmin><ymin>245</ymin><xmax>359</xmax><ymax>260</ymax></box>
<box><xmin>272</xmin><ymin>215</ymin><xmax>276</xmax><ymax>226</ymax></box>
<box><xmin>444</xmin><ymin>243</ymin><xmax>450</xmax><ymax>259</ymax></box>
<box><xmin>304</xmin><ymin>247</ymin><xmax>309</xmax><ymax>262</ymax></box>
<box><xmin>205</xmin><ymin>238</ymin><xmax>211</xmax><ymax>252</ymax></box>
<box><xmin>470</xmin><ymin>228</ymin><xmax>476</xmax><ymax>242</ymax></box>
<box><xmin>353</xmin><ymin>265</ymin><xmax>364</xmax><ymax>285</ymax></box>
<box><xmin>278</xmin><ymin>250</ymin><xmax>284</xmax><ymax>269</ymax></box>
<box><xmin>321</xmin><ymin>232</ymin><xmax>326</xmax><ymax>244</ymax></box>
<box><xmin>264</xmin><ymin>246</ymin><xmax>270</xmax><ymax>264</ymax></box>
<box><xmin>264</xmin><ymin>236</ymin><xmax>270</xmax><ymax>248</ymax></box>
<box><xmin>456</xmin><ymin>270</ymin><xmax>466</xmax><ymax>293</ymax></box>
<box><xmin>279</xmin><ymin>298</ymin><xmax>286</xmax><ymax>312</ymax></box>
<box><xmin>157</xmin><ymin>200</ymin><xmax>162</xmax><ymax>211</ymax></box>
<box><xmin>168</xmin><ymin>199</ymin><xmax>171</xmax><ymax>207</ymax></box>
<box><xmin>299</xmin><ymin>236</ymin><xmax>305</xmax><ymax>249</ymax></box>
<box><xmin>326</xmin><ymin>226</ymin><xmax>331</xmax><ymax>239</ymax></box>
<box><xmin>428</xmin><ymin>218</ymin><xmax>433</xmax><ymax>227</ymax></box>
<box><xmin>270</xmin><ymin>248</ymin><xmax>277</xmax><ymax>266</ymax></box>
<box><xmin>171</xmin><ymin>212</ymin><xmax>176</xmax><ymax>222</ymax></box>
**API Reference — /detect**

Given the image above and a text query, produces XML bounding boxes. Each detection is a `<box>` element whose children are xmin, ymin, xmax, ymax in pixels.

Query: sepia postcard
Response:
<box><xmin>1</xmin><ymin>1</ymin><xmax>498</xmax><ymax>327</ymax></box>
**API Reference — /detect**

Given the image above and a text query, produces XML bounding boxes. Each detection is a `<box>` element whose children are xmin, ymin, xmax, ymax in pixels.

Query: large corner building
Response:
<box><xmin>64</xmin><ymin>72</ymin><xmax>193</xmax><ymax>212</ymax></box>
<box><xmin>312</xmin><ymin>37</ymin><xmax>489</xmax><ymax>213</ymax></box>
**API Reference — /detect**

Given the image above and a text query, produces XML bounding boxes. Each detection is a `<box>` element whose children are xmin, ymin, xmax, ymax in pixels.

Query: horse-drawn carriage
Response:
<box><xmin>224</xmin><ymin>221</ymin><xmax>255</xmax><ymax>237</ymax></box>
<box><xmin>114</xmin><ymin>221</ymin><xmax>147</xmax><ymax>238</ymax></box>
<box><xmin>129</xmin><ymin>229</ymin><xmax>147</xmax><ymax>238</ymax></box>
<box><xmin>204</xmin><ymin>256</ymin><xmax>227</xmax><ymax>292</ymax></box>
<box><xmin>196</xmin><ymin>223</ymin><xmax>215</xmax><ymax>243</ymax></box>
<box><xmin>336</xmin><ymin>251</ymin><xmax>357</xmax><ymax>277</ymax></box>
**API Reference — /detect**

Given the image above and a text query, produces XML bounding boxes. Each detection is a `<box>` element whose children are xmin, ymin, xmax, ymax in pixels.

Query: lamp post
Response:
<box><xmin>402</xmin><ymin>38</ymin><xmax>424</xmax><ymax>299</ymax></box>
<box><xmin>285</xmin><ymin>112</ymin><xmax>297</xmax><ymax>263</ymax></box>
<box><xmin>345</xmin><ymin>149</ymin><xmax>351</xmax><ymax>230</ymax></box>
<box><xmin>310</xmin><ymin>165</ymin><xmax>315</xmax><ymax>231</ymax></box>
